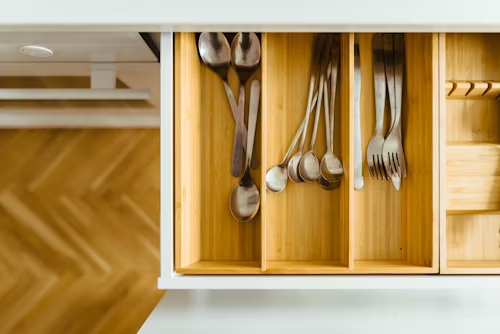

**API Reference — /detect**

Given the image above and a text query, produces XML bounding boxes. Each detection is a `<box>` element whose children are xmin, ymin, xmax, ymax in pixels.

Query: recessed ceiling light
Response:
<box><xmin>20</xmin><ymin>45</ymin><xmax>53</xmax><ymax>57</ymax></box>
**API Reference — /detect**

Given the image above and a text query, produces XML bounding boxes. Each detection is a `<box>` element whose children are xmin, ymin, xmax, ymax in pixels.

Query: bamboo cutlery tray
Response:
<box><xmin>174</xmin><ymin>32</ymin><xmax>500</xmax><ymax>275</ymax></box>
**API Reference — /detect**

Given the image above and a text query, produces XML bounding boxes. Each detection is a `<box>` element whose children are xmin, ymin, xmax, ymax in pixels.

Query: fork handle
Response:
<box><xmin>383</xmin><ymin>34</ymin><xmax>396</xmax><ymax>134</ymax></box>
<box><xmin>394</xmin><ymin>33</ymin><xmax>404</xmax><ymax>130</ymax></box>
<box><xmin>373</xmin><ymin>33</ymin><xmax>386</xmax><ymax>135</ymax></box>
<box><xmin>354</xmin><ymin>38</ymin><xmax>364</xmax><ymax>191</ymax></box>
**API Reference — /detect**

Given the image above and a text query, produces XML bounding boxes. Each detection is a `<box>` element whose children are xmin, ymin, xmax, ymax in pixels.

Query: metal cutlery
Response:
<box><xmin>353</xmin><ymin>36</ymin><xmax>364</xmax><ymax>191</ymax></box>
<box><xmin>381</xmin><ymin>33</ymin><xmax>406</xmax><ymax>188</ymax></box>
<box><xmin>319</xmin><ymin>36</ymin><xmax>343</xmax><ymax>189</ymax></box>
<box><xmin>265</xmin><ymin>92</ymin><xmax>320</xmax><ymax>193</ymax></box>
<box><xmin>367</xmin><ymin>33</ymin><xmax>388</xmax><ymax>181</ymax></box>
<box><xmin>231</xmin><ymin>32</ymin><xmax>261</xmax><ymax>177</ymax></box>
<box><xmin>298</xmin><ymin>35</ymin><xmax>333</xmax><ymax>183</ymax></box>
<box><xmin>229</xmin><ymin>80</ymin><xmax>261</xmax><ymax>222</ymax></box>
<box><xmin>288</xmin><ymin>34</ymin><xmax>327</xmax><ymax>183</ymax></box>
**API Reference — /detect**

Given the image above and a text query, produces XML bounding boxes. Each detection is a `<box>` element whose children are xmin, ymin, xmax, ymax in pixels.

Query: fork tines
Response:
<box><xmin>367</xmin><ymin>33</ymin><xmax>388</xmax><ymax>181</ymax></box>
<box><xmin>368</xmin><ymin>33</ymin><xmax>407</xmax><ymax>183</ymax></box>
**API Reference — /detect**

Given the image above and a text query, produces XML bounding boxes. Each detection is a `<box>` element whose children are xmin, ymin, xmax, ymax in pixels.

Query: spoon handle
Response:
<box><xmin>246</xmin><ymin>80</ymin><xmax>261</xmax><ymax>168</ymax></box>
<box><xmin>222</xmin><ymin>80</ymin><xmax>247</xmax><ymax>139</ymax></box>
<box><xmin>298</xmin><ymin>34</ymin><xmax>326</xmax><ymax>152</ymax></box>
<box><xmin>309</xmin><ymin>71</ymin><xmax>326</xmax><ymax>150</ymax></box>
<box><xmin>281</xmin><ymin>91</ymin><xmax>319</xmax><ymax>163</ymax></box>
<box><xmin>309</xmin><ymin>35</ymin><xmax>333</xmax><ymax>151</ymax></box>
<box><xmin>230</xmin><ymin>85</ymin><xmax>245</xmax><ymax>177</ymax></box>
<box><xmin>330</xmin><ymin>38</ymin><xmax>340</xmax><ymax>153</ymax></box>
<box><xmin>223</xmin><ymin>80</ymin><xmax>259</xmax><ymax>172</ymax></box>
<box><xmin>323</xmin><ymin>78</ymin><xmax>331</xmax><ymax>153</ymax></box>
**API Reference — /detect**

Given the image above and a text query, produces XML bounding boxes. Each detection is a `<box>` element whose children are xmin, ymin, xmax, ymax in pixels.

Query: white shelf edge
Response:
<box><xmin>0</xmin><ymin>88</ymin><xmax>151</xmax><ymax>100</ymax></box>
<box><xmin>158</xmin><ymin>275</ymin><xmax>500</xmax><ymax>290</ymax></box>
<box><xmin>0</xmin><ymin>112</ymin><xmax>159</xmax><ymax>128</ymax></box>
<box><xmin>3</xmin><ymin>0</ymin><xmax>500</xmax><ymax>32</ymax></box>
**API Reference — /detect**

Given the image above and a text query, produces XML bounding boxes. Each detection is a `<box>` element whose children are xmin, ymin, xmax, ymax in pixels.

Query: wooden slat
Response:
<box><xmin>261</xmin><ymin>33</ymin><xmax>268</xmax><ymax>272</ymax></box>
<box><xmin>176</xmin><ymin>261</ymin><xmax>261</xmax><ymax>274</ymax></box>
<box><xmin>265</xmin><ymin>261</ymin><xmax>349</xmax><ymax>274</ymax></box>
<box><xmin>439</xmin><ymin>33</ymin><xmax>447</xmax><ymax>273</ymax></box>
<box><xmin>446</xmin><ymin>100</ymin><xmax>500</xmax><ymax>142</ymax></box>
<box><xmin>446</xmin><ymin>143</ymin><xmax>500</xmax><ymax>212</ymax></box>
<box><xmin>446</xmin><ymin>260</ymin><xmax>500</xmax><ymax>274</ymax></box>
<box><xmin>341</xmin><ymin>33</ymin><xmax>354</xmax><ymax>270</ymax></box>
<box><xmin>353</xmin><ymin>260</ymin><xmax>436</xmax><ymax>274</ymax></box>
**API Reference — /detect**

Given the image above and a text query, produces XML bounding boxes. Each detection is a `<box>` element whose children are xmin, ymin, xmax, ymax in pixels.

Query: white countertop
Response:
<box><xmin>139</xmin><ymin>289</ymin><xmax>500</xmax><ymax>333</ymax></box>
<box><xmin>2</xmin><ymin>0</ymin><xmax>500</xmax><ymax>32</ymax></box>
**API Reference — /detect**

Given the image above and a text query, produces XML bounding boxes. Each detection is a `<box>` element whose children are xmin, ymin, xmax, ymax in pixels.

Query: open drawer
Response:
<box><xmin>173</xmin><ymin>32</ymin><xmax>439</xmax><ymax>275</ymax></box>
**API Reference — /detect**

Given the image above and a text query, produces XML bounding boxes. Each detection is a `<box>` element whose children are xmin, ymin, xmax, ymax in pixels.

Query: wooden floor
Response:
<box><xmin>0</xmin><ymin>129</ymin><xmax>164</xmax><ymax>334</ymax></box>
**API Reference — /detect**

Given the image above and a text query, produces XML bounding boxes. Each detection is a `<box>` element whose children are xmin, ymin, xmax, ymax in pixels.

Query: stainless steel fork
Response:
<box><xmin>382</xmin><ymin>33</ymin><xmax>407</xmax><ymax>180</ymax></box>
<box><xmin>367</xmin><ymin>33</ymin><xmax>388</xmax><ymax>181</ymax></box>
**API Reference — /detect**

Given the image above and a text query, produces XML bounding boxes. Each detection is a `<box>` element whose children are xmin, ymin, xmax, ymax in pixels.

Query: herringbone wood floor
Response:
<box><xmin>0</xmin><ymin>129</ymin><xmax>164</xmax><ymax>333</ymax></box>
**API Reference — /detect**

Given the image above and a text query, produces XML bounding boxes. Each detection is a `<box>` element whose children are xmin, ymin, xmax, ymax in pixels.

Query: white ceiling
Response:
<box><xmin>0</xmin><ymin>32</ymin><xmax>158</xmax><ymax>63</ymax></box>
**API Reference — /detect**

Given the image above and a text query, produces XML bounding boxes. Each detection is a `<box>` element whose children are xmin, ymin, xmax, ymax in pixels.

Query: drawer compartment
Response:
<box><xmin>263</xmin><ymin>33</ymin><xmax>350</xmax><ymax>274</ymax></box>
<box><xmin>353</xmin><ymin>33</ymin><xmax>438</xmax><ymax>273</ymax></box>
<box><xmin>442</xmin><ymin>33</ymin><xmax>500</xmax><ymax>274</ymax></box>
<box><xmin>173</xmin><ymin>32</ymin><xmax>439</xmax><ymax>275</ymax></box>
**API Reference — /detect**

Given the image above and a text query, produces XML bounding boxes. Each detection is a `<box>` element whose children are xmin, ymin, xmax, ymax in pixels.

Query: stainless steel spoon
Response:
<box><xmin>198</xmin><ymin>33</ymin><xmax>251</xmax><ymax>177</ymax></box>
<box><xmin>298</xmin><ymin>36</ymin><xmax>333</xmax><ymax>182</ymax></box>
<box><xmin>229</xmin><ymin>80</ymin><xmax>261</xmax><ymax>222</ymax></box>
<box><xmin>288</xmin><ymin>34</ymin><xmax>327</xmax><ymax>183</ymax></box>
<box><xmin>266</xmin><ymin>92</ymin><xmax>319</xmax><ymax>193</ymax></box>
<box><xmin>318</xmin><ymin>78</ymin><xmax>341</xmax><ymax>190</ymax></box>
<box><xmin>320</xmin><ymin>39</ymin><xmax>343</xmax><ymax>185</ymax></box>
<box><xmin>231</xmin><ymin>32</ymin><xmax>261</xmax><ymax>177</ymax></box>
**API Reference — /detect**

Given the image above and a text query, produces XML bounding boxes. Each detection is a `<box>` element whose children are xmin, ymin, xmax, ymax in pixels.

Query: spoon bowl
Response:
<box><xmin>231</xmin><ymin>32</ymin><xmax>261</xmax><ymax>173</ymax></box>
<box><xmin>266</xmin><ymin>164</ymin><xmax>288</xmax><ymax>193</ymax></box>
<box><xmin>318</xmin><ymin>174</ymin><xmax>340</xmax><ymax>190</ymax></box>
<box><xmin>298</xmin><ymin>151</ymin><xmax>320</xmax><ymax>182</ymax></box>
<box><xmin>288</xmin><ymin>152</ymin><xmax>304</xmax><ymax>183</ymax></box>
<box><xmin>230</xmin><ymin>172</ymin><xmax>261</xmax><ymax>222</ymax></box>
<box><xmin>231</xmin><ymin>32</ymin><xmax>261</xmax><ymax>80</ymax></box>
<box><xmin>266</xmin><ymin>91</ymin><xmax>320</xmax><ymax>190</ymax></box>
<box><xmin>198</xmin><ymin>32</ymin><xmax>231</xmax><ymax>77</ymax></box>
<box><xmin>320</xmin><ymin>151</ymin><xmax>344</xmax><ymax>182</ymax></box>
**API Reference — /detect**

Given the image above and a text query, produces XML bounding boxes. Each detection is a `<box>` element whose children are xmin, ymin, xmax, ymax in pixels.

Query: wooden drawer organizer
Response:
<box><xmin>173</xmin><ymin>32</ymin><xmax>439</xmax><ymax>275</ymax></box>
<box><xmin>441</xmin><ymin>33</ymin><xmax>500</xmax><ymax>274</ymax></box>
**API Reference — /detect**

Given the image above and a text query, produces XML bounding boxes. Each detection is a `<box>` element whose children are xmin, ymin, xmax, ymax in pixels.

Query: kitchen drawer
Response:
<box><xmin>441</xmin><ymin>33</ymin><xmax>500</xmax><ymax>274</ymax></box>
<box><xmin>172</xmin><ymin>32</ymin><xmax>439</xmax><ymax>275</ymax></box>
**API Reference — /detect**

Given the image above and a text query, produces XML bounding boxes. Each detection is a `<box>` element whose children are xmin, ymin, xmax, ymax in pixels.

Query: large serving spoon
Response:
<box><xmin>298</xmin><ymin>35</ymin><xmax>333</xmax><ymax>182</ymax></box>
<box><xmin>231</xmin><ymin>32</ymin><xmax>261</xmax><ymax>176</ymax></box>
<box><xmin>229</xmin><ymin>80</ymin><xmax>261</xmax><ymax>222</ymax></box>
<box><xmin>287</xmin><ymin>34</ymin><xmax>327</xmax><ymax>183</ymax></box>
<box><xmin>198</xmin><ymin>33</ymin><xmax>254</xmax><ymax>177</ymax></box>
<box><xmin>265</xmin><ymin>92</ymin><xmax>319</xmax><ymax>193</ymax></box>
